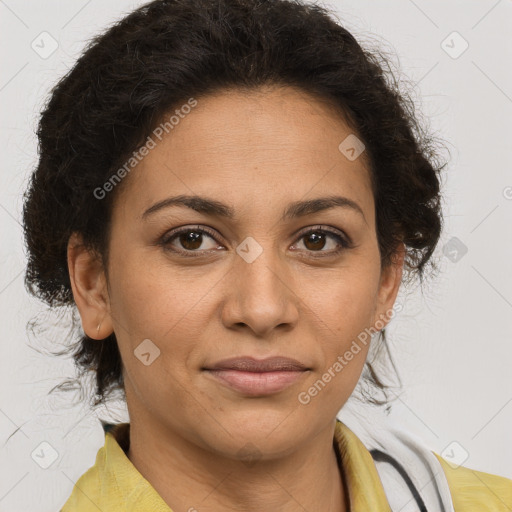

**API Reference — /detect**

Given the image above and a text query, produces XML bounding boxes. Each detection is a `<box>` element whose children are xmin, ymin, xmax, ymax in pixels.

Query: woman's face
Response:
<box><xmin>71</xmin><ymin>85</ymin><xmax>403</xmax><ymax>458</ymax></box>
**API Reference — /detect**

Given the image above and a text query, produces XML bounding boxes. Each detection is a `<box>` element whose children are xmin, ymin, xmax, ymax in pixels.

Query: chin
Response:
<box><xmin>197</xmin><ymin>407</ymin><xmax>311</xmax><ymax>457</ymax></box>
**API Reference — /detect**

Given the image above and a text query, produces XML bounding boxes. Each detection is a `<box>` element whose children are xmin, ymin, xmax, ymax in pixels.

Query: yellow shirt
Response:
<box><xmin>60</xmin><ymin>420</ymin><xmax>512</xmax><ymax>511</ymax></box>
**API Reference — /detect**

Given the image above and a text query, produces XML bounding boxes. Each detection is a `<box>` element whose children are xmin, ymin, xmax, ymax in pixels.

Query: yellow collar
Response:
<box><xmin>333</xmin><ymin>420</ymin><xmax>392</xmax><ymax>510</ymax></box>
<box><xmin>61</xmin><ymin>419</ymin><xmax>512</xmax><ymax>511</ymax></box>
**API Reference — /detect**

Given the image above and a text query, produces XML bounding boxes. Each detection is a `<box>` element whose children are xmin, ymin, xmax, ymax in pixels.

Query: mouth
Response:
<box><xmin>202</xmin><ymin>356</ymin><xmax>311</xmax><ymax>397</ymax></box>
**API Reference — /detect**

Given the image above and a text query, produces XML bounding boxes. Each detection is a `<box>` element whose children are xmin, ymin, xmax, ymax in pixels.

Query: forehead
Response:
<box><xmin>113</xmin><ymin>86</ymin><xmax>374</xmax><ymax>223</ymax></box>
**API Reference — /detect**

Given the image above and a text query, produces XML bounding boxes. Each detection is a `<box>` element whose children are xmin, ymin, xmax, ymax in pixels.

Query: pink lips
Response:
<box><xmin>203</xmin><ymin>356</ymin><xmax>310</xmax><ymax>396</ymax></box>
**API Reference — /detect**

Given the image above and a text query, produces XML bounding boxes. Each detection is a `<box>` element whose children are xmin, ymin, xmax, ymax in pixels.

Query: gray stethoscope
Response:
<box><xmin>370</xmin><ymin>449</ymin><xmax>428</xmax><ymax>512</ymax></box>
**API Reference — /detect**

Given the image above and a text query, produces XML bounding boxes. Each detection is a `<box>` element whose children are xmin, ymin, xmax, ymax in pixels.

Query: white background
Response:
<box><xmin>0</xmin><ymin>1</ymin><xmax>511</xmax><ymax>510</ymax></box>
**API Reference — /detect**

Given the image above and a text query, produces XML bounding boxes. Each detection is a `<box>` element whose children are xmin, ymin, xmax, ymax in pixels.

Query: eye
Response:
<box><xmin>160</xmin><ymin>225</ymin><xmax>221</xmax><ymax>256</ymax></box>
<box><xmin>291</xmin><ymin>226</ymin><xmax>351</xmax><ymax>257</ymax></box>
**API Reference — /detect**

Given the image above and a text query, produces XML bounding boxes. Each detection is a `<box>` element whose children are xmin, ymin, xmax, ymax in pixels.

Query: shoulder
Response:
<box><xmin>434</xmin><ymin>452</ymin><xmax>512</xmax><ymax>511</ymax></box>
<box><xmin>337</xmin><ymin>404</ymin><xmax>512</xmax><ymax>512</ymax></box>
<box><xmin>60</xmin><ymin>423</ymin><xmax>129</xmax><ymax>511</ymax></box>
<box><xmin>60</xmin><ymin>446</ymin><xmax>106</xmax><ymax>511</ymax></box>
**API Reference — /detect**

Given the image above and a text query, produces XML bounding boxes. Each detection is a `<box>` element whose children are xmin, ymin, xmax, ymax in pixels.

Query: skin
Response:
<box><xmin>68</xmin><ymin>85</ymin><xmax>404</xmax><ymax>512</ymax></box>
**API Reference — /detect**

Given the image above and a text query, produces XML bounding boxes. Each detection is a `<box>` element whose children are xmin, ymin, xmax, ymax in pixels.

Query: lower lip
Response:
<box><xmin>205</xmin><ymin>369</ymin><xmax>307</xmax><ymax>396</ymax></box>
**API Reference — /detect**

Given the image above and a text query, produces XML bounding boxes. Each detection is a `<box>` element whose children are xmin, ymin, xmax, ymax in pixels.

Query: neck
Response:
<box><xmin>126</xmin><ymin>418</ymin><xmax>348</xmax><ymax>512</ymax></box>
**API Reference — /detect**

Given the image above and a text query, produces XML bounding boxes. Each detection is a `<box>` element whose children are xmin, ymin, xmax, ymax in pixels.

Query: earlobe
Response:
<box><xmin>67</xmin><ymin>232</ymin><xmax>113</xmax><ymax>340</ymax></box>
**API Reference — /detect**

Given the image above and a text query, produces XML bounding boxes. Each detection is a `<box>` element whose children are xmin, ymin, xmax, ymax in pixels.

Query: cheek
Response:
<box><xmin>108</xmin><ymin>245</ymin><xmax>212</xmax><ymax>338</ymax></box>
<box><xmin>109</xmin><ymin>259</ymin><xmax>212</xmax><ymax>418</ymax></box>
<box><xmin>304</xmin><ymin>263</ymin><xmax>380</xmax><ymax>342</ymax></box>
<box><xmin>298</xmin><ymin>265</ymin><xmax>379</xmax><ymax>397</ymax></box>
<box><xmin>107</xmin><ymin>251</ymin><xmax>218</xmax><ymax>384</ymax></box>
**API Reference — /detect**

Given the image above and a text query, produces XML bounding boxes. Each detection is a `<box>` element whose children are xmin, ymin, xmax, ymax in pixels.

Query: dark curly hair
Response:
<box><xmin>22</xmin><ymin>0</ymin><xmax>447</xmax><ymax>411</ymax></box>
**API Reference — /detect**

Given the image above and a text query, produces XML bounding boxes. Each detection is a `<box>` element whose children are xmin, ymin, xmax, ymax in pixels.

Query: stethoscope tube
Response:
<box><xmin>370</xmin><ymin>449</ymin><xmax>428</xmax><ymax>512</ymax></box>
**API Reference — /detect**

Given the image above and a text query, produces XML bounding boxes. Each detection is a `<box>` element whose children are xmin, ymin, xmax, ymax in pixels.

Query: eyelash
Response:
<box><xmin>158</xmin><ymin>225</ymin><xmax>352</xmax><ymax>258</ymax></box>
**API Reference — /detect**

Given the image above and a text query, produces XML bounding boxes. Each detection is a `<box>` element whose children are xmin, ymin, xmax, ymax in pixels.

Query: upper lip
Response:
<box><xmin>204</xmin><ymin>356</ymin><xmax>309</xmax><ymax>372</ymax></box>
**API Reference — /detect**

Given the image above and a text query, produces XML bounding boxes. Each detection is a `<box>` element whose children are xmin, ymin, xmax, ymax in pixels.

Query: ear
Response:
<box><xmin>372</xmin><ymin>242</ymin><xmax>405</xmax><ymax>330</ymax></box>
<box><xmin>67</xmin><ymin>232</ymin><xmax>113</xmax><ymax>340</ymax></box>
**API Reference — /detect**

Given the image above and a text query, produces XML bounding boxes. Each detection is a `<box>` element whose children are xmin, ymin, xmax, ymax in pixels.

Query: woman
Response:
<box><xmin>22</xmin><ymin>0</ymin><xmax>511</xmax><ymax>510</ymax></box>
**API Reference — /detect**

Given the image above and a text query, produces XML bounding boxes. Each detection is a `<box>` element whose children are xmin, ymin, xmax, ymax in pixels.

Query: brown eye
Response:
<box><xmin>303</xmin><ymin>232</ymin><xmax>328</xmax><ymax>251</ymax></box>
<box><xmin>161</xmin><ymin>226</ymin><xmax>221</xmax><ymax>255</ymax></box>
<box><xmin>293</xmin><ymin>227</ymin><xmax>350</xmax><ymax>257</ymax></box>
<box><xmin>178</xmin><ymin>230</ymin><xmax>204</xmax><ymax>250</ymax></box>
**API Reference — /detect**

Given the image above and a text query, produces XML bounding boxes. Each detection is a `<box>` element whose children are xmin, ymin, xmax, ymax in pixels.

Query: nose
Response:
<box><xmin>220</xmin><ymin>245</ymin><xmax>300</xmax><ymax>338</ymax></box>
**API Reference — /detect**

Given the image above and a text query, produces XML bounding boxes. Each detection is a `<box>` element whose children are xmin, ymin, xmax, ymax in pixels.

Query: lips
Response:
<box><xmin>204</xmin><ymin>356</ymin><xmax>308</xmax><ymax>372</ymax></box>
<box><xmin>203</xmin><ymin>356</ymin><xmax>310</xmax><ymax>396</ymax></box>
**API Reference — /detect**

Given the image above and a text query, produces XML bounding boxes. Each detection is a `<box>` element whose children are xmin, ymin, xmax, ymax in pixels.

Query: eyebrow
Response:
<box><xmin>141</xmin><ymin>194</ymin><xmax>366</xmax><ymax>223</ymax></box>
